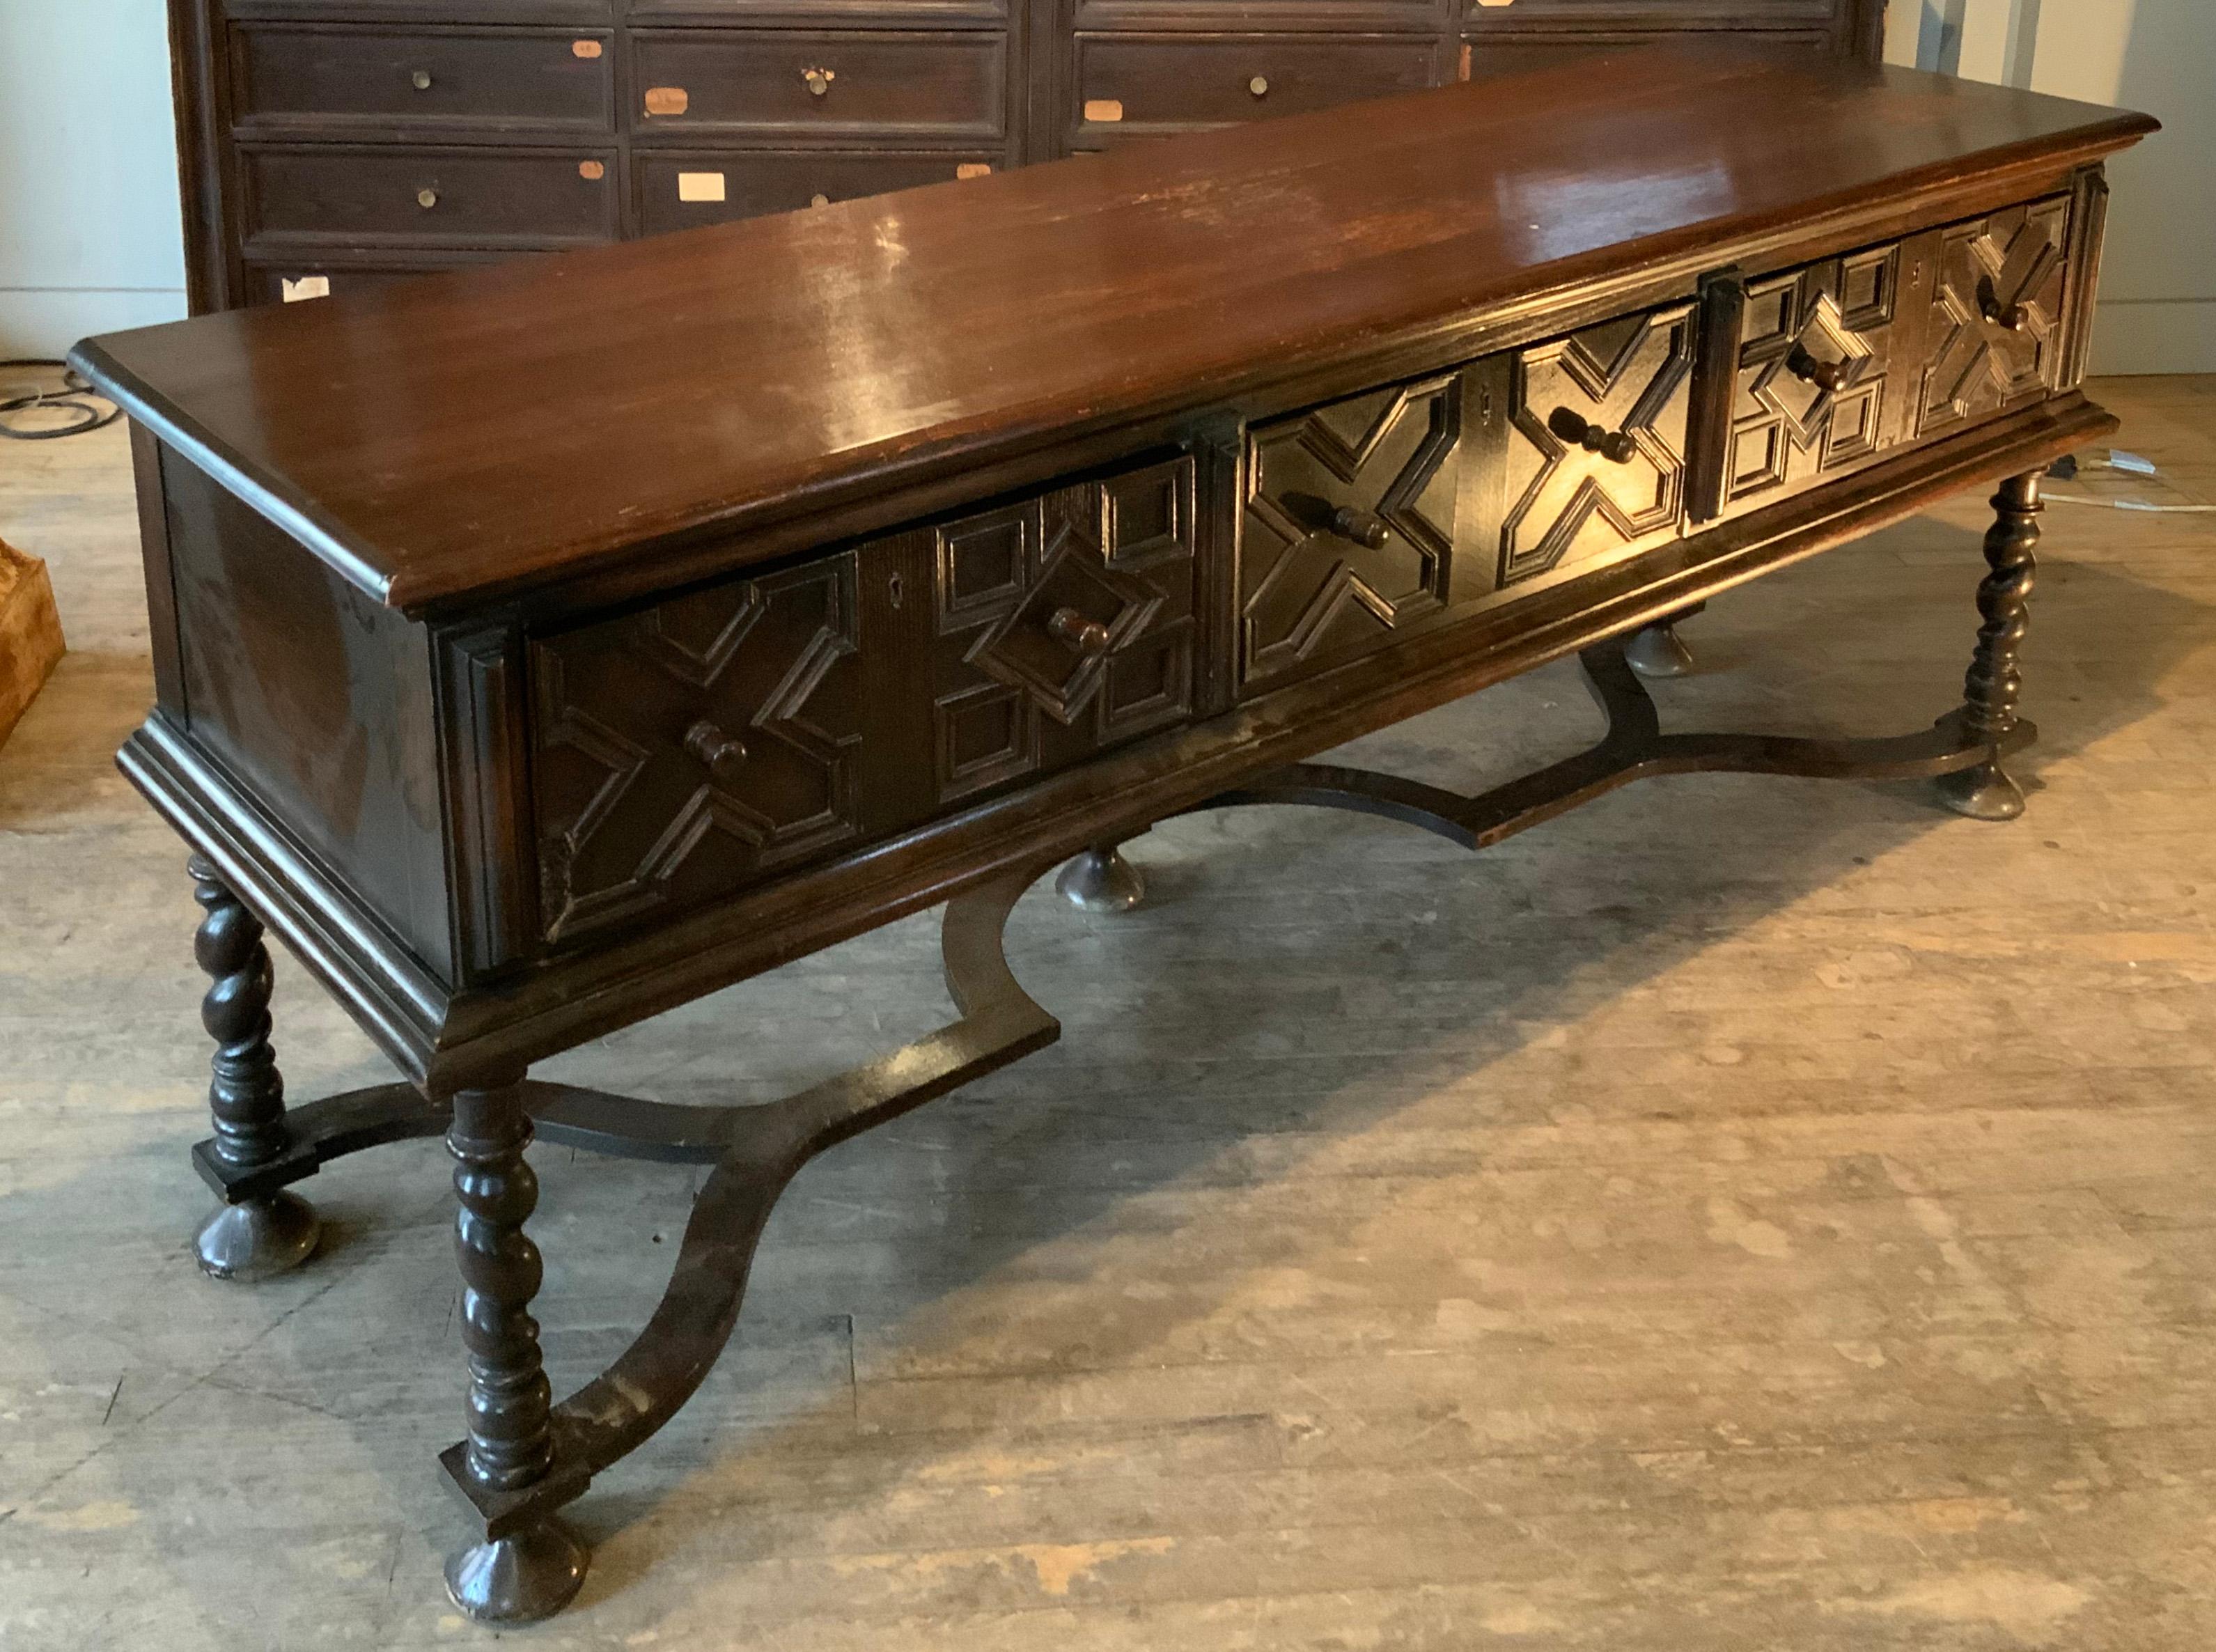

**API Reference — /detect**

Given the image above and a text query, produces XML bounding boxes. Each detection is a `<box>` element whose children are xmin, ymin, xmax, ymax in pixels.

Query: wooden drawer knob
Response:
<box><xmin>1786</xmin><ymin>345</ymin><xmax>1852</xmax><ymax>395</ymax></box>
<box><xmin>803</xmin><ymin>67</ymin><xmax>835</xmax><ymax>98</ymax></box>
<box><xmin>1547</xmin><ymin>406</ymin><xmax>1636</xmax><ymax>464</ymax></box>
<box><xmin>1047</xmin><ymin>606</ymin><xmax>1111</xmax><ymax>657</ymax></box>
<box><xmin>1249</xmin><ymin>76</ymin><xmax>1269</xmax><ymax>98</ymax></box>
<box><xmin>1983</xmin><ymin>297</ymin><xmax>2033</xmax><ymax>332</ymax></box>
<box><xmin>684</xmin><ymin>719</ymin><xmax>748</xmax><ymax>778</ymax></box>
<box><xmin>1329</xmin><ymin>505</ymin><xmax>1389</xmax><ymax>547</ymax></box>
<box><xmin>809</xmin><ymin>192</ymin><xmax>831</xmax><ymax>208</ymax></box>
<box><xmin>416</xmin><ymin>187</ymin><xmax>439</xmax><ymax>210</ymax></box>
<box><xmin>411</xmin><ymin>68</ymin><xmax>433</xmax><ymax>91</ymax></box>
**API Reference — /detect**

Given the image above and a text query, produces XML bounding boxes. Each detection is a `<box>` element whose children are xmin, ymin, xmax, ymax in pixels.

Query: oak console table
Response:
<box><xmin>74</xmin><ymin>46</ymin><xmax>2155</xmax><ymax>1624</ymax></box>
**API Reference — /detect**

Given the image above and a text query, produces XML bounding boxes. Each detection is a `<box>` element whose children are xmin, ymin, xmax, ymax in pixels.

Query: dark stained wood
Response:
<box><xmin>84</xmin><ymin>51</ymin><xmax>2151</xmax><ymax>615</ymax></box>
<box><xmin>79</xmin><ymin>62</ymin><xmax>2157</xmax><ymax>1618</ymax></box>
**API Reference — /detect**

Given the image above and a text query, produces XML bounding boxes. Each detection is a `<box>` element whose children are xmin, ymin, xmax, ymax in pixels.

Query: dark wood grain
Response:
<box><xmin>84</xmin><ymin>48</ymin><xmax>2153</xmax><ymax>615</ymax></box>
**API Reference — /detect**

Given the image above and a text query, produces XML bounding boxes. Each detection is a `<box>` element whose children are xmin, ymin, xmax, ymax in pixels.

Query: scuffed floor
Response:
<box><xmin>3</xmin><ymin>377</ymin><xmax>2215</xmax><ymax>1649</ymax></box>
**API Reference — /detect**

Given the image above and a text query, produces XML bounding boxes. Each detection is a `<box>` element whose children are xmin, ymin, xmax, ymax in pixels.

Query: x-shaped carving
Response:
<box><xmin>1927</xmin><ymin>212</ymin><xmax>2065</xmax><ymax>421</ymax></box>
<box><xmin>1502</xmin><ymin>313</ymin><xmax>1692</xmax><ymax>586</ymax></box>
<box><xmin>1749</xmin><ymin>290</ymin><xmax>1875</xmax><ymax>451</ymax></box>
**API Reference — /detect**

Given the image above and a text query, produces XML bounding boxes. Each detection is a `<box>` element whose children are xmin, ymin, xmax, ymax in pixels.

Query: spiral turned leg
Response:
<box><xmin>1056</xmin><ymin>843</ymin><xmax>1146</xmax><ymax>913</ymax></box>
<box><xmin>1935</xmin><ymin>470</ymin><xmax>2043</xmax><ymax>821</ymax></box>
<box><xmin>187</xmin><ymin>855</ymin><xmax>319</xmax><ymax>1281</ymax></box>
<box><xmin>443</xmin><ymin>1075</ymin><xmax>587</xmax><ymax>1624</ymax></box>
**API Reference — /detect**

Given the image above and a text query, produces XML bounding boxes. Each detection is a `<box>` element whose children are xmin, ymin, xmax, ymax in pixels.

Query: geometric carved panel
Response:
<box><xmin>1917</xmin><ymin>196</ymin><xmax>2070</xmax><ymax>439</ymax></box>
<box><xmin>1728</xmin><ymin>243</ymin><xmax>1900</xmax><ymax>508</ymax></box>
<box><xmin>1501</xmin><ymin>304</ymin><xmax>1694</xmax><ymax>586</ymax></box>
<box><xmin>529</xmin><ymin>556</ymin><xmax>862</xmax><ymax>944</ymax></box>
<box><xmin>1240</xmin><ymin>371</ymin><xmax>1462</xmax><ymax>690</ymax></box>
<box><xmin>930</xmin><ymin>456</ymin><xmax>1196</xmax><ymax>804</ymax></box>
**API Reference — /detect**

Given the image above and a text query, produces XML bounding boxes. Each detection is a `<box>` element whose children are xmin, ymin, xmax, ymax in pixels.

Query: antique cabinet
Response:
<box><xmin>169</xmin><ymin>0</ymin><xmax>1884</xmax><ymax>311</ymax></box>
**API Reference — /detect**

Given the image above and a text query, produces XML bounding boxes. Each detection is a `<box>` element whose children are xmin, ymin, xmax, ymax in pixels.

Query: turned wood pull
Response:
<box><xmin>1329</xmin><ymin>505</ymin><xmax>1390</xmax><ymax>548</ymax></box>
<box><xmin>1786</xmin><ymin>345</ymin><xmax>1852</xmax><ymax>395</ymax></box>
<box><xmin>411</xmin><ymin>68</ymin><xmax>433</xmax><ymax>91</ymax></box>
<box><xmin>809</xmin><ymin>192</ymin><xmax>831</xmax><ymax>208</ymax></box>
<box><xmin>1548</xmin><ymin>406</ymin><xmax>1637</xmax><ymax>464</ymax></box>
<box><xmin>1249</xmin><ymin>75</ymin><xmax>1270</xmax><ymax>97</ymax></box>
<box><xmin>684</xmin><ymin>719</ymin><xmax>748</xmax><ymax>777</ymax></box>
<box><xmin>802</xmin><ymin>66</ymin><xmax>835</xmax><ymax>97</ymax></box>
<box><xmin>1047</xmin><ymin>607</ymin><xmax>1111</xmax><ymax>657</ymax></box>
<box><xmin>416</xmin><ymin>187</ymin><xmax>439</xmax><ymax>210</ymax></box>
<box><xmin>1983</xmin><ymin>297</ymin><xmax>2034</xmax><ymax>332</ymax></box>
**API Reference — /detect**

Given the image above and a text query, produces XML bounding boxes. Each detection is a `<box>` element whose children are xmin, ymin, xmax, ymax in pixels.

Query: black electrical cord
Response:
<box><xmin>0</xmin><ymin>359</ymin><xmax>122</xmax><ymax>440</ymax></box>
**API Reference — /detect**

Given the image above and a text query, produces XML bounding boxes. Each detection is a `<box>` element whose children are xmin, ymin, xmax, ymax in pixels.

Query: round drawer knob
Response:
<box><xmin>411</xmin><ymin>68</ymin><xmax>433</xmax><ymax>91</ymax></box>
<box><xmin>1329</xmin><ymin>505</ymin><xmax>1390</xmax><ymax>548</ymax></box>
<box><xmin>1249</xmin><ymin>75</ymin><xmax>1269</xmax><ymax>98</ymax></box>
<box><xmin>803</xmin><ymin>66</ymin><xmax>835</xmax><ymax>98</ymax></box>
<box><xmin>416</xmin><ymin>187</ymin><xmax>439</xmax><ymax>210</ymax></box>
<box><xmin>684</xmin><ymin>719</ymin><xmax>749</xmax><ymax>779</ymax></box>
<box><xmin>809</xmin><ymin>192</ymin><xmax>831</xmax><ymax>208</ymax></box>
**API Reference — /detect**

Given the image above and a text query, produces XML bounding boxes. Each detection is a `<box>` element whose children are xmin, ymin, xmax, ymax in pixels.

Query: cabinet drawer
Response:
<box><xmin>1072</xmin><ymin>36</ymin><xmax>1442</xmax><ymax>139</ymax></box>
<box><xmin>231</xmin><ymin>25</ymin><xmax>614</xmax><ymax>134</ymax></box>
<box><xmin>1461</xmin><ymin>0</ymin><xmax>1839</xmax><ymax>26</ymax></box>
<box><xmin>923</xmin><ymin>456</ymin><xmax>1199</xmax><ymax>806</ymax></box>
<box><xmin>634</xmin><ymin>150</ymin><xmax>998</xmax><ymax>233</ymax></box>
<box><xmin>1721</xmin><ymin>196</ymin><xmax>2075</xmax><ymax>517</ymax></box>
<box><xmin>242</xmin><ymin>146</ymin><xmax>618</xmax><ymax>248</ymax></box>
<box><xmin>631</xmin><ymin>31</ymin><xmax>1006</xmax><ymax>141</ymax></box>
<box><xmin>531</xmin><ymin>554</ymin><xmax>868</xmax><ymax>945</ymax></box>
<box><xmin>1240</xmin><ymin>303</ymin><xmax>1694</xmax><ymax>695</ymax></box>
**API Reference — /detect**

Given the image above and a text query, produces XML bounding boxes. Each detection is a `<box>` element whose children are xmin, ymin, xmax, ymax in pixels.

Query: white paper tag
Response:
<box><xmin>281</xmin><ymin>276</ymin><xmax>331</xmax><ymax>303</ymax></box>
<box><xmin>678</xmin><ymin>171</ymin><xmax>727</xmax><ymax>203</ymax></box>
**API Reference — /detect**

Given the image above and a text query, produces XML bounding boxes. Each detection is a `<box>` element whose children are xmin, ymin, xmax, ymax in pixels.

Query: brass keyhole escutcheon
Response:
<box><xmin>412</xmin><ymin>68</ymin><xmax>432</xmax><ymax>91</ymax></box>
<box><xmin>1249</xmin><ymin>75</ymin><xmax>1269</xmax><ymax>97</ymax></box>
<box><xmin>416</xmin><ymin>187</ymin><xmax>439</xmax><ymax>210</ymax></box>
<box><xmin>803</xmin><ymin>66</ymin><xmax>835</xmax><ymax>98</ymax></box>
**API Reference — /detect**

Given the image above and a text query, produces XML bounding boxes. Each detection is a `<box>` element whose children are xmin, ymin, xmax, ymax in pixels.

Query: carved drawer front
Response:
<box><xmin>231</xmin><ymin>26</ymin><xmax>615</xmax><ymax>134</ymax></box>
<box><xmin>635</xmin><ymin>150</ymin><xmax>999</xmax><ymax>233</ymax></box>
<box><xmin>928</xmin><ymin>458</ymin><xmax>1198</xmax><ymax>805</ymax></box>
<box><xmin>1498</xmin><ymin>301</ymin><xmax>1695</xmax><ymax>590</ymax></box>
<box><xmin>630</xmin><ymin>31</ymin><xmax>1007</xmax><ymax>142</ymax></box>
<box><xmin>529</xmin><ymin>556</ymin><xmax>865</xmax><ymax>944</ymax></box>
<box><xmin>1913</xmin><ymin>195</ymin><xmax>2073</xmax><ymax>442</ymax></box>
<box><xmin>1240</xmin><ymin>371</ymin><xmax>1472</xmax><ymax>693</ymax></box>
<box><xmin>242</xmin><ymin>146</ymin><xmax>618</xmax><ymax>250</ymax></box>
<box><xmin>1070</xmin><ymin>36</ymin><xmax>1444</xmax><ymax>142</ymax></box>
<box><xmin>1724</xmin><ymin>240</ymin><xmax>1910</xmax><ymax>512</ymax></box>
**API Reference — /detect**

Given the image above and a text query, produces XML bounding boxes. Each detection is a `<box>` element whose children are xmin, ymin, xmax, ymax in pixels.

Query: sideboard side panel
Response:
<box><xmin>160</xmin><ymin>453</ymin><xmax>455</xmax><ymax>980</ymax></box>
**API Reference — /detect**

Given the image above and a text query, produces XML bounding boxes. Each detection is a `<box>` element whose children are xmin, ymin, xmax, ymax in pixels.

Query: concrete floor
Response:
<box><xmin>2</xmin><ymin>376</ymin><xmax>2215</xmax><ymax>1650</ymax></box>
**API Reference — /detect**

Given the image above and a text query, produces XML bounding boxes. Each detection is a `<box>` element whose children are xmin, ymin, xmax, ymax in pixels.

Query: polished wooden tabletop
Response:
<box><xmin>75</xmin><ymin>44</ymin><xmax>2153</xmax><ymax>614</ymax></box>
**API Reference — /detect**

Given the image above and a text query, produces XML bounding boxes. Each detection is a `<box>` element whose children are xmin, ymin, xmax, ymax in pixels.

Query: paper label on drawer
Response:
<box><xmin>955</xmin><ymin>162</ymin><xmax>993</xmax><ymax>180</ymax></box>
<box><xmin>578</xmin><ymin>159</ymin><xmax>605</xmax><ymax>181</ymax></box>
<box><xmin>281</xmin><ymin>276</ymin><xmax>331</xmax><ymax>303</ymax></box>
<box><xmin>644</xmin><ymin>86</ymin><xmax>689</xmax><ymax>116</ymax></box>
<box><xmin>572</xmin><ymin>39</ymin><xmax>603</xmax><ymax>59</ymax></box>
<box><xmin>1083</xmin><ymin>99</ymin><xmax>1124</xmax><ymax>123</ymax></box>
<box><xmin>678</xmin><ymin>171</ymin><xmax>727</xmax><ymax>203</ymax></box>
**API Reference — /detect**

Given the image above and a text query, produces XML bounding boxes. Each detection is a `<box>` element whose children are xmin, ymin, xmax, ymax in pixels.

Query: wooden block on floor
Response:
<box><xmin>0</xmin><ymin>534</ymin><xmax>66</xmax><ymax>750</ymax></box>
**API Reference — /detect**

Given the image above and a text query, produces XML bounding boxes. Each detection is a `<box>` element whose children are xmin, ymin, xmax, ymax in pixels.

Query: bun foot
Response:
<box><xmin>1623</xmin><ymin>621</ymin><xmax>1694</xmax><ymax>679</ymax></box>
<box><xmin>1056</xmin><ymin>845</ymin><xmax>1145</xmax><ymax>913</ymax></box>
<box><xmin>1934</xmin><ymin>760</ymin><xmax>2027</xmax><ymax>821</ymax></box>
<box><xmin>444</xmin><ymin>1520</ymin><xmax>590</xmax><ymax>1625</ymax></box>
<box><xmin>192</xmin><ymin>1191</ymin><xmax>319</xmax><ymax>1281</ymax></box>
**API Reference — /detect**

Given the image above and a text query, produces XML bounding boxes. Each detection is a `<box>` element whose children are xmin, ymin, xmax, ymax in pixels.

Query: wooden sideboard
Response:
<box><xmin>168</xmin><ymin>0</ymin><xmax>1884</xmax><ymax>311</ymax></box>
<box><xmin>80</xmin><ymin>45</ymin><xmax>2153</xmax><ymax>1626</ymax></box>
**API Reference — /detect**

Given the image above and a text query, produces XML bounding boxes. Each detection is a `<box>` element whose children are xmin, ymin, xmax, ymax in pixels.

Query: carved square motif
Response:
<box><xmin>968</xmin><ymin>545</ymin><xmax>1158</xmax><ymax>726</ymax></box>
<box><xmin>1104</xmin><ymin>462</ymin><xmax>1187</xmax><ymax>568</ymax></box>
<box><xmin>1730</xmin><ymin>421</ymin><xmax>1786</xmax><ymax>496</ymax></box>
<box><xmin>935</xmin><ymin>680</ymin><xmax>1036</xmax><ymax>798</ymax></box>
<box><xmin>937</xmin><ymin>509</ymin><xmax>1030</xmax><ymax>628</ymax></box>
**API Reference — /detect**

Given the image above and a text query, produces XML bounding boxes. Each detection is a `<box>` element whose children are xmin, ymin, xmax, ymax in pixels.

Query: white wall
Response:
<box><xmin>1886</xmin><ymin>0</ymin><xmax>2216</xmax><ymax>373</ymax></box>
<box><xmin>0</xmin><ymin>0</ymin><xmax>188</xmax><ymax>358</ymax></box>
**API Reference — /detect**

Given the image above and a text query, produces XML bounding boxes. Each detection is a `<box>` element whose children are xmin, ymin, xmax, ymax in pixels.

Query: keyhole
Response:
<box><xmin>888</xmin><ymin>572</ymin><xmax>904</xmax><ymax>609</ymax></box>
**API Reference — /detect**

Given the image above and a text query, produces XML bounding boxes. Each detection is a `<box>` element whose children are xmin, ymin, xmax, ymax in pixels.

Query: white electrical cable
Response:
<box><xmin>2043</xmin><ymin>495</ymin><xmax>2216</xmax><ymax>513</ymax></box>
